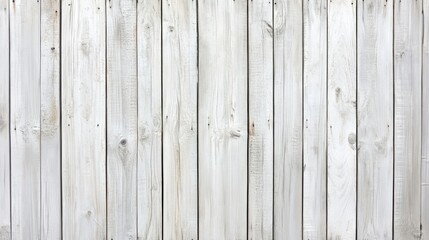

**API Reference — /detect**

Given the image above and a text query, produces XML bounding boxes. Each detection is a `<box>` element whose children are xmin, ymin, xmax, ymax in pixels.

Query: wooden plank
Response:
<box><xmin>162</xmin><ymin>0</ymin><xmax>198</xmax><ymax>238</ymax></box>
<box><xmin>0</xmin><ymin>0</ymin><xmax>10</xmax><ymax>239</ymax></box>
<box><xmin>40</xmin><ymin>0</ymin><xmax>61</xmax><ymax>239</ymax></box>
<box><xmin>357</xmin><ymin>0</ymin><xmax>393</xmax><ymax>239</ymax></box>
<box><xmin>248</xmin><ymin>0</ymin><xmax>273</xmax><ymax>238</ymax></box>
<box><xmin>393</xmin><ymin>0</ymin><xmax>423</xmax><ymax>239</ymax></box>
<box><xmin>303</xmin><ymin>0</ymin><xmax>327</xmax><ymax>238</ymax></box>
<box><xmin>273</xmin><ymin>0</ymin><xmax>302</xmax><ymax>238</ymax></box>
<box><xmin>137</xmin><ymin>0</ymin><xmax>162</xmax><ymax>238</ymax></box>
<box><xmin>198</xmin><ymin>0</ymin><xmax>248</xmax><ymax>238</ymax></box>
<box><xmin>327</xmin><ymin>0</ymin><xmax>356</xmax><ymax>238</ymax></box>
<box><xmin>423</xmin><ymin>0</ymin><xmax>429</xmax><ymax>238</ymax></box>
<box><xmin>10</xmin><ymin>0</ymin><xmax>41</xmax><ymax>238</ymax></box>
<box><xmin>107</xmin><ymin>0</ymin><xmax>137</xmax><ymax>239</ymax></box>
<box><xmin>61</xmin><ymin>0</ymin><xmax>106</xmax><ymax>239</ymax></box>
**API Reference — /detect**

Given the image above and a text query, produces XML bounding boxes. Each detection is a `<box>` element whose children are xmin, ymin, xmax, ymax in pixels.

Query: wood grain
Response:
<box><xmin>423</xmin><ymin>0</ymin><xmax>429</xmax><ymax>238</ymax></box>
<box><xmin>137</xmin><ymin>0</ymin><xmax>163</xmax><ymax>238</ymax></box>
<box><xmin>303</xmin><ymin>0</ymin><xmax>327</xmax><ymax>238</ymax></box>
<box><xmin>10</xmin><ymin>0</ymin><xmax>41</xmax><ymax>238</ymax></box>
<box><xmin>41</xmin><ymin>0</ymin><xmax>61</xmax><ymax>239</ymax></box>
<box><xmin>273</xmin><ymin>0</ymin><xmax>303</xmax><ymax>238</ymax></box>
<box><xmin>0</xmin><ymin>0</ymin><xmax>10</xmax><ymax>239</ymax></box>
<box><xmin>327</xmin><ymin>0</ymin><xmax>356</xmax><ymax>239</ymax></box>
<box><xmin>393</xmin><ymin>0</ymin><xmax>423</xmax><ymax>239</ymax></box>
<box><xmin>162</xmin><ymin>0</ymin><xmax>198</xmax><ymax>238</ymax></box>
<box><xmin>107</xmin><ymin>0</ymin><xmax>138</xmax><ymax>239</ymax></box>
<box><xmin>198</xmin><ymin>0</ymin><xmax>248</xmax><ymax>238</ymax></box>
<box><xmin>248</xmin><ymin>0</ymin><xmax>273</xmax><ymax>238</ymax></box>
<box><xmin>61</xmin><ymin>0</ymin><xmax>107</xmax><ymax>238</ymax></box>
<box><xmin>357</xmin><ymin>0</ymin><xmax>393</xmax><ymax>239</ymax></box>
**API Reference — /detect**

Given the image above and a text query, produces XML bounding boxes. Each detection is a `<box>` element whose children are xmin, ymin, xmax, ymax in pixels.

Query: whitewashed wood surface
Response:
<box><xmin>0</xmin><ymin>0</ymin><xmax>427</xmax><ymax>239</ymax></box>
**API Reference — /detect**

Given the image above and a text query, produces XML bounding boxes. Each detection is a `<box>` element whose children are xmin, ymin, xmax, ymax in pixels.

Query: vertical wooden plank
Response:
<box><xmin>248</xmin><ymin>0</ymin><xmax>273</xmax><ymax>238</ymax></box>
<box><xmin>327</xmin><ymin>0</ymin><xmax>356</xmax><ymax>238</ymax></box>
<box><xmin>357</xmin><ymin>0</ymin><xmax>393</xmax><ymax>239</ymax></box>
<box><xmin>423</xmin><ymin>0</ymin><xmax>429</xmax><ymax>238</ymax></box>
<box><xmin>273</xmin><ymin>0</ymin><xmax>302</xmax><ymax>238</ymax></box>
<box><xmin>394</xmin><ymin>0</ymin><xmax>423</xmax><ymax>239</ymax></box>
<box><xmin>0</xmin><ymin>0</ymin><xmax>10</xmax><ymax>239</ymax></box>
<box><xmin>198</xmin><ymin>0</ymin><xmax>248</xmax><ymax>238</ymax></box>
<box><xmin>137</xmin><ymin>0</ymin><xmax>162</xmax><ymax>238</ymax></box>
<box><xmin>107</xmin><ymin>0</ymin><xmax>137</xmax><ymax>239</ymax></box>
<box><xmin>40</xmin><ymin>0</ymin><xmax>61</xmax><ymax>239</ymax></box>
<box><xmin>303</xmin><ymin>0</ymin><xmax>327</xmax><ymax>238</ymax></box>
<box><xmin>162</xmin><ymin>0</ymin><xmax>198</xmax><ymax>238</ymax></box>
<box><xmin>10</xmin><ymin>0</ymin><xmax>41</xmax><ymax>238</ymax></box>
<box><xmin>61</xmin><ymin>0</ymin><xmax>106</xmax><ymax>239</ymax></box>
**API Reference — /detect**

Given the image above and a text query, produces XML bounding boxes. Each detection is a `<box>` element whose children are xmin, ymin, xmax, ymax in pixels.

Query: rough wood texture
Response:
<box><xmin>273</xmin><ymin>0</ymin><xmax>302</xmax><ymax>238</ymax></box>
<box><xmin>162</xmin><ymin>0</ymin><xmax>198</xmax><ymax>238</ymax></box>
<box><xmin>137</xmin><ymin>0</ymin><xmax>163</xmax><ymax>238</ymax></box>
<box><xmin>10</xmin><ymin>0</ymin><xmax>41</xmax><ymax>238</ymax></box>
<box><xmin>423</xmin><ymin>0</ymin><xmax>429</xmax><ymax>238</ymax></box>
<box><xmin>327</xmin><ymin>0</ymin><xmax>356</xmax><ymax>239</ymax></box>
<box><xmin>248</xmin><ymin>0</ymin><xmax>273</xmax><ymax>238</ymax></box>
<box><xmin>0</xmin><ymin>0</ymin><xmax>10</xmax><ymax>239</ymax></box>
<box><xmin>198</xmin><ymin>0</ymin><xmax>248</xmax><ymax>238</ymax></box>
<box><xmin>61</xmin><ymin>0</ymin><xmax>107</xmax><ymax>239</ymax></box>
<box><xmin>357</xmin><ymin>0</ymin><xmax>393</xmax><ymax>239</ymax></box>
<box><xmin>303</xmin><ymin>0</ymin><xmax>327</xmax><ymax>238</ymax></box>
<box><xmin>394</xmin><ymin>0</ymin><xmax>423</xmax><ymax>239</ymax></box>
<box><xmin>107</xmin><ymin>0</ymin><xmax>137</xmax><ymax>239</ymax></box>
<box><xmin>41</xmin><ymin>0</ymin><xmax>61</xmax><ymax>239</ymax></box>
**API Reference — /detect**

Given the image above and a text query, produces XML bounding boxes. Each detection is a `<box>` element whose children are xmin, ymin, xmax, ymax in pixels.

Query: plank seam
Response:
<box><xmin>272</xmin><ymin>0</ymin><xmax>275</xmax><ymax>238</ymax></box>
<box><xmin>325</xmin><ymin>0</ymin><xmax>329</xmax><ymax>238</ymax></box>
<box><xmin>8</xmin><ymin>0</ymin><xmax>11</xmax><ymax>238</ymax></box>
<box><xmin>59</xmin><ymin>0</ymin><xmax>63</xmax><ymax>237</ymax></box>
<box><xmin>392</xmin><ymin>0</ymin><xmax>395</xmax><ymax>238</ymax></box>
<box><xmin>105</xmin><ymin>0</ymin><xmax>108</xmax><ymax>237</ymax></box>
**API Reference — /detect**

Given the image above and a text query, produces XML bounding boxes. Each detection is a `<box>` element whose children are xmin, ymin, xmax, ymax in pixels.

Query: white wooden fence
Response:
<box><xmin>0</xmin><ymin>0</ymin><xmax>428</xmax><ymax>239</ymax></box>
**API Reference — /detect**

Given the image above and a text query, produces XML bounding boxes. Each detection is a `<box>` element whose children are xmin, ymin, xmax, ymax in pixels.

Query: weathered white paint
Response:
<box><xmin>394</xmin><ymin>0</ymin><xmax>423</xmax><ymax>239</ymax></box>
<box><xmin>357</xmin><ymin>0</ymin><xmax>393</xmax><ymax>239</ymax></box>
<box><xmin>137</xmin><ymin>0</ymin><xmax>163</xmax><ymax>238</ymax></box>
<box><xmin>107</xmin><ymin>0</ymin><xmax>137</xmax><ymax>239</ymax></box>
<box><xmin>327</xmin><ymin>0</ymin><xmax>356</xmax><ymax>239</ymax></box>
<box><xmin>248</xmin><ymin>0</ymin><xmax>273</xmax><ymax>238</ymax></box>
<box><xmin>423</xmin><ymin>0</ymin><xmax>429</xmax><ymax>238</ymax></box>
<box><xmin>61</xmin><ymin>0</ymin><xmax>107</xmax><ymax>239</ymax></box>
<box><xmin>274</xmin><ymin>0</ymin><xmax>303</xmax><ymax>238</ymax></box>
<box><xmin>303</xmin><ymin>0</ymin><xmax>327</xmax><ymax>238</ymax></box>
<box><xmin>41</xmin><ymin>0</ymin><xmax>61</xmax><ymax>239</ymax></box>
<box><xmin>198</xmin><ymin>0</ymin><xmax>248</xmax><ymax>238</ymax></box>
<box><xmin>10</xmin><ymin>0</ymin><xmax>41</xmax><ymax>238</ymax></box>
<box><xmin>162</xmin><ymin>0</ymin><xmax>198</xmax><ymax>238</ymax></box>
<box><xmin>0</xmin><ymin>0</ymin><xmax>10</xmax><ymax>239</ymax></box>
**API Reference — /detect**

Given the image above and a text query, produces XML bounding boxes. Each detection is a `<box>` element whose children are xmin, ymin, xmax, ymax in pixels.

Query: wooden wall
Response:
<box><xmin>0</xmin><ymin>0</ymin><xmax>428</xmax><ymax>239</ymax></box>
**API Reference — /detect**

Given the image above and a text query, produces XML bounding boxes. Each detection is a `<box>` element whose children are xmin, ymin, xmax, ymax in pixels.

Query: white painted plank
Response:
<box><xmin>327</xmin><ymin>0</ymin><xmax>356</xmax><ymax>239</ymax></box>
<box><xmin>423</xmin><ymin>0</ymin><xmax>429</xmax><ymax>238</ymax></box>
<box><xmin>248</xmin><ymin>0</ymin><xmax>273</xmax><ymax>238</ymax></box>
<box><xmin>357</xmin><ymin>0</ymin><xmax>393</xmax><ymax>239</ymax></box>
<box><xmin>198</xmin><ymin>0</ymin><xmax>248</xmax><ymax>238</ymax></box>
<box><xmin>273</xmin><ymin>0</ymin><xmax>302</xmax><ymax>238</ymax></box>
<box><xmin>0</xmin><ymin>0</ymin><xmax>10</xmax><ymax>239</ymax></box>
<box><xmin>107</xmin><ymin>0</ymin><xmax>137</xmax><ymax>239</ymax></box>
<box><xmin>40</xmin><ymin>0</ymin><xmax>61</xmax><ymax>239</ymax></box>
<box><xmin>61</xmin><ymin>0</ymin><xmax>107</xmax><ymax>239</ymax></box>
<box><xmin>162</xmin><ymin>0</ymin><xmax>198</xmax><ymax>238</ymax></box>
<box><xmin>248</xmin><ymin>0</ymin><xmax>274</xmax><ymax>239</ymax></box>
<box><xmin>137</xmin><ymin>0</ymin><xmax>162</xmax><ymax>238</ymax></box>
<box><xmin>303</xmin><ymin>0</ymin><xmax>327</xmax><ymax>238</ymax></box>
<box><xmin>10</xmin><ymin>0</ymin><xmax>41</xmax><ymax>238</ymax></box>
<box><xmin>393</xmin><ymin>0</ymin><xmax>423</xmax><ymax>239</ymax></box>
